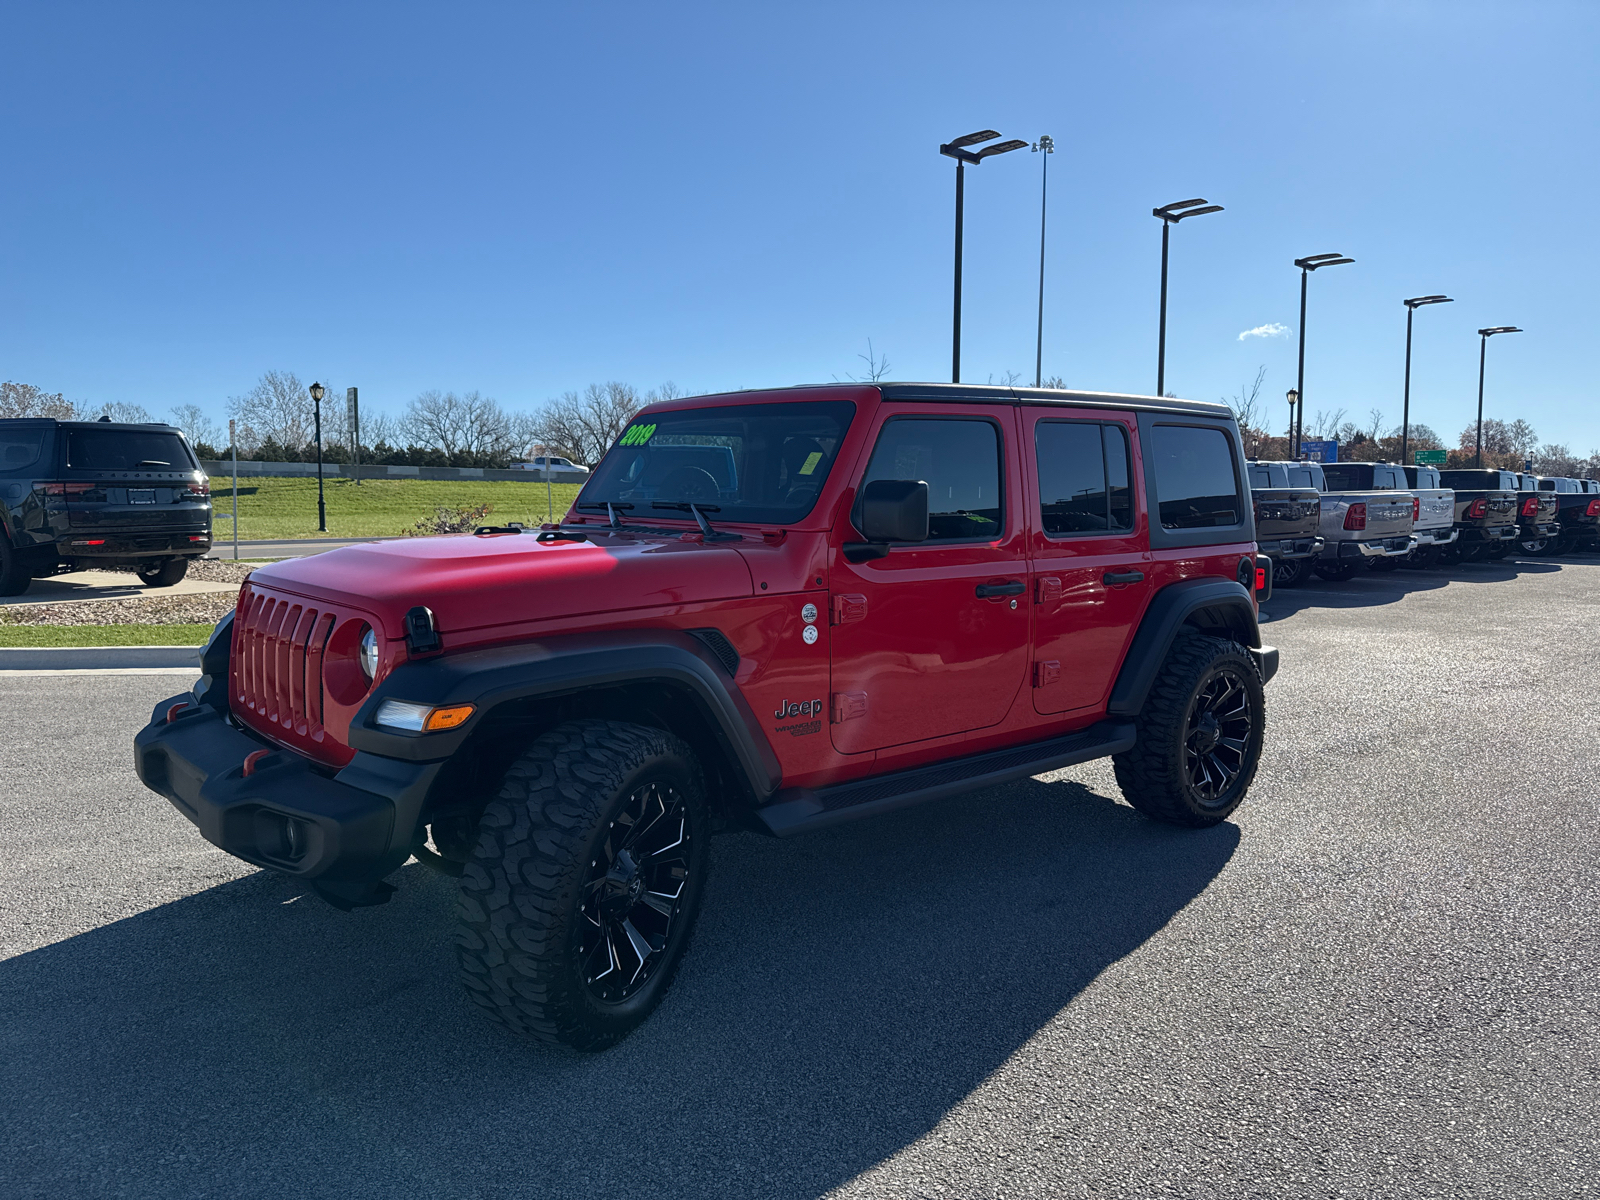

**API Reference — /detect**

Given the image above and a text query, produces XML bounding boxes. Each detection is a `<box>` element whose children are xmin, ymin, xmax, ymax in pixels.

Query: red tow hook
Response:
<box><xmin>165</xmin><ymin>702</ymin><xmax>190</xmax><ymax>724</ymax></box>
<box><xmin>242</xmin><ymin>749</ymin><xmax>272</xmax><ymax>778</ymax></box>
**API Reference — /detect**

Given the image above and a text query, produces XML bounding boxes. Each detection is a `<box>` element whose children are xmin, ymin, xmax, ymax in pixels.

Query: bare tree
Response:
<box><xmin>1533</xmin><ymin>442</ymin><xmax>1580</xmax><ymax>476</ymax></box>
<box><xmin>529</xmin><ymin>382</ymin><xmax>651</xmax><ymax>465</ymax></box>
<box><xmin>844</xmin><ymin>340</ymin><xmax>892</xmax><ymax>383</ymax></box>
<box><xmin>228</xmin><ymin>370</ymin><xmax>314</xmax><ymax>452</ymax></box>
<box><xmin>1042</xmin><ymin>375</ymin><xmax>1066</xmax><ymax>389</ymax></box>
<box><xmin>1227</xmin><ymin>366</ymin><xmax>1269</xmax><ymax>454</ymax></box>
<box><xmin>1307</xmin><ymin>407</ymin><xmax>1347</xmax><ymax>440</ymax></box>
<box><xmin>1</xmin><ymin>382</ymin><xmax>77</xmax><ymax>419</ymax></box>
<box><xmin>81</xmin><ymin>400</ymin><xmax>155</xmax><ymax>423</ymax></box>
<box><xmin>169</xmin><ymin>404</ymin><xmax>221</xmax><ymax>448</ymax></box>
<box><xmin>402</xmin><ymin>390</ymin><xmax>517</xmax><ymax>460</ymax></box>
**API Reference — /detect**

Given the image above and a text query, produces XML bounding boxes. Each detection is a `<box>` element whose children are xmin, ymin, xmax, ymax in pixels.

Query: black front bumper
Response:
<box><xmin>134</xmin><ymin>694</ymin><xmax>439</xmax><ymax>886</ymax></box>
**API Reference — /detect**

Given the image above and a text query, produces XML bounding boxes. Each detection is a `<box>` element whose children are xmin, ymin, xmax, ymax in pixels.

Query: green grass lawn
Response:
<box><xmin>208</xmin><ymin>477</ymin><xmax>585</xmax><ymax>540</ymax></box>
<box><xmin>0</xmin><ymin>623</ymin><xmax>214</xmax><ymax>647</ymax></box>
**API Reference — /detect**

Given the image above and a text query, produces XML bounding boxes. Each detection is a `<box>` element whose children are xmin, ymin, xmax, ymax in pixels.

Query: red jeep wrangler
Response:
<box><xmin>135</xmin><ymin>383</ymin><xmax>1277</xmax><ymax>1050</ymax></box>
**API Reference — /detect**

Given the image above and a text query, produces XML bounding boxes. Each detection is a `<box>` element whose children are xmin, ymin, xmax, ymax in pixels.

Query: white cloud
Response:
<box><xmin>1238</xmin><ymin>323</ymin><xmax>1289</xmax><ymax>341</ymax></box>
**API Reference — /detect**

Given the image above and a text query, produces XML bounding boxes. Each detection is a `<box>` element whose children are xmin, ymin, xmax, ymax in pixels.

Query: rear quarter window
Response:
<box><xmin>1150</xmin><ymin>425</ymin><xmax>1241</xmax><ymax>529</ymax></box>
<box><xmin>0</xmin><ymin>427</ymin><xmax>48</xmax><ymax>472</ymax></box>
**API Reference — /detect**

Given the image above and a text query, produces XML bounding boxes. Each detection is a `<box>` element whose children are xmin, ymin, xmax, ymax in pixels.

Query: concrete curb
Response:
<box><xmin>0</xmin><ymin>645</ymin><xmax>202</xmax><ymax>671</ymax></box>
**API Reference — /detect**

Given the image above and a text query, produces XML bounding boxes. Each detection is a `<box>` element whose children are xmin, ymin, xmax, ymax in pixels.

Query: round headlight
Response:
<box><xmin>359</xmin><ymin>626</ymin><xmax>379</xmax><ymax>681</ymax></box>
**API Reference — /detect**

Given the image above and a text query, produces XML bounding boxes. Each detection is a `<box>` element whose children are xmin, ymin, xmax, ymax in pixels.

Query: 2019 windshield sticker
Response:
<box><xmin>619</xmin><ymin>423</ymin><xmax>657</xmax><ymax>446</ymax></box>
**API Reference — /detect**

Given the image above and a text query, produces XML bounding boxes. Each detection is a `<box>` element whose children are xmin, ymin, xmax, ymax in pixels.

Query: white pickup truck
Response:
<box><xmin>1397</xmin><ymin>464</ymin><xmax>1459</xmax><ymax>567</ymax></box>
<box><xmin>1308</xmin><ymin>461</ymin><xmax>1417</xmax><ymax>581</ymax></box>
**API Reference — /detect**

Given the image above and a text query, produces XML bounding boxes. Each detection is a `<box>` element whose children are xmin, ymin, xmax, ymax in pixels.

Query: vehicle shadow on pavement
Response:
<box><xmin>1262</xmin><ymin>557</ymin><xmax>1566</xmax><ymax>620</ymax></box>
<box><xmin>0</xmin><ymin>776</ymin><xmax>1236</xmax><ymax>1200</ymax></box>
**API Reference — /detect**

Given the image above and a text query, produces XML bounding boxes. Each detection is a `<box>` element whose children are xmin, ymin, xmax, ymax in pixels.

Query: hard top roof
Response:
<box><xmin>646</xmin><ymin>382</ymin><xmax>1234</xmax><ymax>419</ymax></box>
<box><xmin>0</xmin><ymin>416</ymin><xmax>182</xmax><ymax>432</ymax></box>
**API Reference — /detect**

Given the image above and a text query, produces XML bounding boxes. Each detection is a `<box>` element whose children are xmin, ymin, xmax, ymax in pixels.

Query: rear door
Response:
<box><xmin>59</xmin><ymin>426</ymin><xmax>208</xmax><ymax>535</ymax></box>
<box><xmin>1024</xmin><ymin>409</ymin><xmax>1150</xmax><ymax>715</ymax></box>
<box><xmin>827</xmin><ymin>406</ymin><xmax>1030</xmax><ymax>754</ymax></box>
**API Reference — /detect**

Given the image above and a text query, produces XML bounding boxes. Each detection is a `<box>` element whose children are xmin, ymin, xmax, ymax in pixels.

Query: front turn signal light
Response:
<box><xmin>375</xmin><ymin>698</ymin><xmax>475</xmax><ymax>733</ymax></box>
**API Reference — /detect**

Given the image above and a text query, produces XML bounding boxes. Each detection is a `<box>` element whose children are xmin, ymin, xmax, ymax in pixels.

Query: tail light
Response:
<box><xmin>185</xmin><ymin>479</ymin><xmax>211</xmax><ymax>496</ymax></box>
<box><xmin>1466</xmin><ymin>499</ymin><xmax>1487</xmax><ymax>519</ymax></box>
<box><xmin>1344</xmin><ymin>502</ymin><xmax>1367</xmax><ymax>531</ymax></box>
<box><xmin>1412</xmin><ymin>497</ymin><xmax>1421</xmax><ymax>521</ymax></box>
<box><xmin>1521</xmin><ymin>496</ymin><xmax>1539</xmax><ymax>518</ymax></box>
<box><xmin>37</xmin><ymin>482</ymin><xmax>95</xmax><ymax>496</ymax></box>
<box><xmin>1587</xmin><ymin>499</ymin><xmax>1600</xmax><ymax>517</ymax></box>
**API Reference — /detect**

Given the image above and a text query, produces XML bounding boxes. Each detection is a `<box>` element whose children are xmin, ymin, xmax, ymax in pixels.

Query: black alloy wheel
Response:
<box><xmin>1520</xmin><ymin>536</ymin><xmax>1549</xmax><ymax>556</ymax></box>
<box><xmin>1368</xmin><ymin>555</ymin><xmax>1401</xmax><ymax>572</ymax></box>
<box><xmin>1181</xmin><ymin>668</ymin><xmax>1255</xmax><ymax>806</ymax></box>
<box><xmin>1271</xmin><ymin>557</ymin><xmax>1305</xmax><ymax>587</ymax></box>
<box><xmin>578</xmin><ymin>780</ymin><xmax>693</xmax><ymax>1003</ymax></box>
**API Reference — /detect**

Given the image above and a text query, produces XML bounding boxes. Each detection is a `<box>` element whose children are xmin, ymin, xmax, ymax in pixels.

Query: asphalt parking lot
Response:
<box><xmin>3</xmin><ymin>555</ymin><xmax>1597</xmax><ymax>1199</ymax></box>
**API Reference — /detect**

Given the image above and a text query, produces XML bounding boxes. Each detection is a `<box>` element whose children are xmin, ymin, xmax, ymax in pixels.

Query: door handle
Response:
<box><xmin>975</xmin><ymin>580</ymin><xmax>1026</xmax><ymax>599</ymax></box>
<box><xmin>1102</xmin><ymin>570</ymin><xmax>1145</xmax><ymax>585</ymax></box>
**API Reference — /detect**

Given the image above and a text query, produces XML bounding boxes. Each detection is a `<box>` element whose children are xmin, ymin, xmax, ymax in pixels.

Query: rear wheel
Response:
<box><xmin>137</xmin><ymin>558</ymin><xmax>189</xmax><ymax>588</ymax></box>
<box><xmin>1113</xmin><ymin>634</ymin><xmax>1265</xmax><ymax>828</ymax></box>
<box><xmin>1314</xmin><ymin>559</ymin><xmax>1361</xmax><ymax>582</ymax></box>
<box><xmin>0</xmin><ymin>540</ymin><xmax>30</xmax><ymax>596</ymax></box>
<box><xmin>1367</xmin><ymin>555</ymin><xmax>1401</xmax><ymax>572</ymax></box>
<box><xmin>1270</xmin><ymin>557</ymin><xmax>1306</xmax><ymax>587</ymax></box>
<box><xmin>455</xmin><ymin>720</ymin><xmax>710</xmax><ymax>1051</ymax></box>
<box><xmin>1520</xmin><ymin>535</ymin><xmax>1549</xmax><ymax>555</ymax></box>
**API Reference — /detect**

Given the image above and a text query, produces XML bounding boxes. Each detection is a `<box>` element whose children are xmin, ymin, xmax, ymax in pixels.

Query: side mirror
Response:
<box><xmin>847</xmin><ymin>479</ymin><xmax>928</xmax><ymax>561</ymax></box>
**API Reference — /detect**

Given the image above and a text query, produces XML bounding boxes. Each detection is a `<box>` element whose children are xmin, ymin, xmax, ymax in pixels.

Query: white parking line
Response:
<box><xmin>0</xmin><ymin>668</ymin><xmax>201</xmax><ymax>677</ymax></box>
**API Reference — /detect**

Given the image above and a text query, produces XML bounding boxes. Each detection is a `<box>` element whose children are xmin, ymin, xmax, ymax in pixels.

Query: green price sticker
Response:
<box><xmin>619</xmin><ymin>423</ymin><xmax>657</xmax><ymax>446</ymax></box>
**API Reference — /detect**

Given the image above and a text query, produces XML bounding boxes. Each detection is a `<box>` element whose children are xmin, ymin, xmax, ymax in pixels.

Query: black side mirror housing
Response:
<box><xmin>846</xmin><ymin>479</ymin><xmax>929</xmax><ymax>561</ymax></box>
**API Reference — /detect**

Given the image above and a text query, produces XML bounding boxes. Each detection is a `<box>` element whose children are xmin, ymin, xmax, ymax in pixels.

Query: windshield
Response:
<box><xmin>578</xmin><ymin>401</ymin><xmax>856</xmax><ymax>524</ymax></box>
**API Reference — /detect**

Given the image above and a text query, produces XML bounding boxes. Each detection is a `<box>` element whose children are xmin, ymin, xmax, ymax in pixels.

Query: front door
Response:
<box><xmin>1026</xmin><ymin>411</ymin><xmax>1151</xmax><ymax>715</ymax></box>
<box><xmin>828</xmin><ymin>409</ymin><xmax>1030</xmax><ymax>754</ymax></box>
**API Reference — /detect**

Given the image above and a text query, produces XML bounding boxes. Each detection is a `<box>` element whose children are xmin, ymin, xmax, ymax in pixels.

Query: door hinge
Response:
<box><xmin>1036</xmin><ymin>576</ymin><xmax>1062</xmax><ymax>605</ymax></box>
<box><xmin>1033</xmin><ymin>660</ymin><xmax>1061</xmax><ymax>688</ymax></box>
<box><xmin>831</xmin><ymin>593</ymin><xmax>868</xmax><ymax>625</ymax></box>
<box><xmin>831</xmin><ymin>692</ymin><xmax>869</xmax><ymax>723</ymax></box>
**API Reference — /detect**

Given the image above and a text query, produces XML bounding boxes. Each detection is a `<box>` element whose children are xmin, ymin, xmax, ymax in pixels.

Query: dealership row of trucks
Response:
<box><xmin>1248</xmin><ymin>460</ymin><xmax>1598</xmax><ymax>585</ymax></box>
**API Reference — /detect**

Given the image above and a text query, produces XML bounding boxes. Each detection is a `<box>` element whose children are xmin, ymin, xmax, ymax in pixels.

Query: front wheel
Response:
<box><xmin>1113</xmin><ymin>634</ymin><xmax>1265</xmax><ymax>828</ymax></box>
<box><xmin>455</xmin><ymin>720</ymin><xmax>710</xmax><ymax>1051</ymax></box>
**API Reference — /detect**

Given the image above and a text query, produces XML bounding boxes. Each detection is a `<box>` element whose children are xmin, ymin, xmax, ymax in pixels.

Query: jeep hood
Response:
<box><xmin>248</xmin><ymin>532</ymin><xmax>755</xmax><ymax>637</ymax></box>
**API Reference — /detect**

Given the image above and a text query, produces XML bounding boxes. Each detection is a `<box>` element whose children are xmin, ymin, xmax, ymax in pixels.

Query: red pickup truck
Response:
<box><xmin>135</xmin><ymin>383</ymin><xmax>1277</xmax><ymax>1049</ymax></box>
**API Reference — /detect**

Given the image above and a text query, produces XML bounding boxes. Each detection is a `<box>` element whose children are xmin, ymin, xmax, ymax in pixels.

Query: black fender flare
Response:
<box><xmin>1107</xmin><ymin>578</ymin><xmax>1266</xmax><ymax>718</ymax></box>
<box><xmin>345</xmin><ymin>629</ymin><xmax>783</xmax><ymax>800</ymax></box>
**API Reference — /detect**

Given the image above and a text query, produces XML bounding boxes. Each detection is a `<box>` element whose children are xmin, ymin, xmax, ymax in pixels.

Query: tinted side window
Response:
<box><xmin>0</xmin><ymin>428</ymin><xmax>47</xmax><ymax>472</ymax></box>
<box><xmin>1285</xmin><ymin>464</ymin><xmax>1318</xmax><ymax>488</ymax></box>
<box><xmin>1035</xmin><ymin>421</ymin><xmax>1133</xmax><ymax>535</ymax></box>
<box><xmin>1151</xmin><ymin>425</ymin><xmax>1240</xmax><ymax>529</ymax></box>
<box><xmin>1247</xmin><ymin>465</ymin><xmax>1271</xmax><ymax>489</ymax></box>
<box><xmin>861</xmin><ymin>418</ymin><xmax>1001</xmax><ymax>540</ymax></box>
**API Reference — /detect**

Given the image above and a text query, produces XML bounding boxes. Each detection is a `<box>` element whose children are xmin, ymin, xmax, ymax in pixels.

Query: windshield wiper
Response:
<box><xmin>575</xmin><ymin>500</ymin><xmax>634</xmax><ymax>528</ymax></box>
<box><xmin>135</xmin><ymin>459</ymin><xmax>170</xmax><ymax>467</ymax></box>
<box><xmin>652</xmin><ymin>502</ymin><xmax>738</xmax><ymax>540</ymax></box>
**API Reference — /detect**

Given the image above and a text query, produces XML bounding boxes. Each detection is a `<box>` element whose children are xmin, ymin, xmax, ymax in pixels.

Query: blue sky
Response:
<box><xmin>2</xmin><ymin>2</ymin><xmax>1596</xmax><ymax>450</ymax></box>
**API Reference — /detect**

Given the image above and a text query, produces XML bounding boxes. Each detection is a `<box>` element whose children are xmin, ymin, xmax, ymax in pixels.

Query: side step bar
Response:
<box><xmin>756</xmin><ymin>720</ymin><xmax>1137</xmax><ymax>838</ymax></box>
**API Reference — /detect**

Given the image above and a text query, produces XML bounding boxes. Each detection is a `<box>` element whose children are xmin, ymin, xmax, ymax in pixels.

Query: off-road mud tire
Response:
<box><xmin>455</xmin><ymin>720</ymin><xmax>710</xmax><ymax>1051</ymax></box>
<box><xmin>1314</xmin><ymin>559</ymin><xmax>1361</xmax><ymax>582</ymax></box>
<box><xmin>1113</xmin><ymin>634</ymin><xmax>1265</xmax><ymax>828</ymax></box>
<box><xmin>137</xmin><ymin>557</ymin><xmax>189</xmax><ymax>588</ymax></box>
<box><xmin>0</xmin><ymin>539</ymin><xmax>30</xmax><ymax>596</ymax></box>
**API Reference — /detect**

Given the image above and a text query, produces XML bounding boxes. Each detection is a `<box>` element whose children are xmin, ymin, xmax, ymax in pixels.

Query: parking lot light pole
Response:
<box><xmin>1401</xmin><ymin>295</ymin><xmax>1452</xmax><ymax>465</ymax></box>
<box><xmin>309</xmin><ymin>381</ymin><xmax>327</xmax><ymax>533</ymax></box>
<box><xmin>1152</xmin><ymin>198</ymin><xmax>1223</xmax><ymax>397</ymax></box>
<box><xmin>1032</xmin><ymin>134</ymin><xmax>1054</xmax><ymax>387</ymax></box>
<box><xmin>939</xmin><ymin>130</ymin><xmax>1029</xmax><ymax>383</ymax></box>
<box><xmin>1292</xmin><ymin>253</ymin><xmax>1355</xmax><ymax>458</ymax></box>
<box><xmin>1474</xmin><ymin>326</ymin><xmax>1522</xmax><ymax>467</ymax></box>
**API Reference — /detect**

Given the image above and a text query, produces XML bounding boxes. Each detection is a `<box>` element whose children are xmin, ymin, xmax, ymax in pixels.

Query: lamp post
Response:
<box><xmin>939</xmin><ymin>129</ymin><xmax>1028</xmax><ymax>383</ymax></box>
<box><xmin>309</xmin><ymin>381</ymin><xmax>327</xmax><ymax>533</ymax></box>
<box><xmin>1286</xmin><ymin>389</ymin><xmax>1299</xmax><ymax>456</ymax></box>
<box><xmin>1032</xmin><ymin>134</ymin><xmax>1054</xmax><ymax>387</ymax></box>
<box><xmin>1292</xmin><ymin>253</ymin><xmax>1355</xmax><ymax>457</ymax></box>
<box><xmin>1152</xmin><ymin>198</ymin><xmax>1223</xmax><ymax>397</ymax></box>
<box><xmin>1400</xmin><ymin>295</ymin><xmax>1452</xmax><ymax>465</ymax></box>
<box><xmin>1474</xmin><ymin>326</ymin><xmax>1522</xmax><ymax>467</ymax></box>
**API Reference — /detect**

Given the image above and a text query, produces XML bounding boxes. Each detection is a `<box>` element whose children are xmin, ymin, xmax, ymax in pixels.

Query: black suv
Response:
<box><xmin>0</xmin><ymin>418</ymin><xmax>212</xmax><ymax>595</ymax></box>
